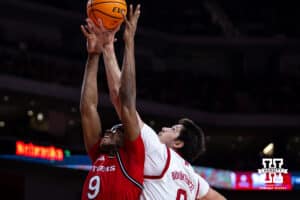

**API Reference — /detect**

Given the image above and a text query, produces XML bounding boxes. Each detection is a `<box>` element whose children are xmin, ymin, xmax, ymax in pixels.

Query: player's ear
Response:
<box><xmin>174</xmin><ymin>139</ymin><xmax>184</xmax><ymax>149</ymax></box>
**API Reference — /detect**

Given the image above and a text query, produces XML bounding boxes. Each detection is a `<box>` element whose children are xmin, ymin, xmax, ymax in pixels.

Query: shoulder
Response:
<box><xmin>120</xmin><ymin>134</ymin><xmax>145</xmax><ymax>163</ymax></box>
<box><xmin>141</xmin><ymin>123</ymin><xmax>157</xmax><ymax>138</ymax></box>
<box><xmin>88</xmin><ymin>139</ymin><xmax>102</xmax><ymax>162</ymax></box>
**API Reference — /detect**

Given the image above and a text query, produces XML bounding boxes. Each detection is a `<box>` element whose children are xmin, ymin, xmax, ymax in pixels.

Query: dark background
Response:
<box><xmin>0</xmin><ymin>0</ymin><xmax>300</xmax><ymax>199</ymax></box>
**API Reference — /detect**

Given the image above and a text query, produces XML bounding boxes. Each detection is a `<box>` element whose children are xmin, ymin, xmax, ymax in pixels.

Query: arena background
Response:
<box><xmin>0</xmin><ymin>0</ymin><xmax>300</xmax><ymax>199</ymax></box>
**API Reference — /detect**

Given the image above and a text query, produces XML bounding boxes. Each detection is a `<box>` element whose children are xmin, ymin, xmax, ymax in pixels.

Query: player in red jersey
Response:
<box><xmin>79</xmin><ymin>5</ymin><xmax>144</xmax><ymax>200</ymax></box>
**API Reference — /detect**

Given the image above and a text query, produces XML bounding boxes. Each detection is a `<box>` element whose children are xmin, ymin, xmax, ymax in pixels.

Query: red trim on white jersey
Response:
<box><xmin>144</xmin><ymin>145</ymin><xmax>171</xmax><ymax>179</ymax></box>
<box><xmin>195</xmin><ymin>180</ymin><xmax>200</xmax><ymax>200</ymax></box>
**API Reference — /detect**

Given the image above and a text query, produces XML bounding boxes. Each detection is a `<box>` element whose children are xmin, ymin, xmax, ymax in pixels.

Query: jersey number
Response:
<box><xmin>88</xmin><ymin>175</ymin><xmax>100</xmax><ymax>199</ymax></box>
<box><xmin>176</xmin><ymin>189</ymin><xmax>187</xmax><ymax>200</ymax></box>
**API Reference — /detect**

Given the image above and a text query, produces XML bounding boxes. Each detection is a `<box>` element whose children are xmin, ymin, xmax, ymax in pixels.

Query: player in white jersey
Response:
<box><xmin>140</xmin><ymin>123</ymin><xmax>210</xmax><ymax>200</ymax></box>
<box><xmin>85</xmin><ymin>4</ymin><xmax>226</xmax><ymax>200</ymax></box>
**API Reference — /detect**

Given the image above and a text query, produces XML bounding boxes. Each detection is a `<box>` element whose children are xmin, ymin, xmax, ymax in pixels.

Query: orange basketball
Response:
<box><xmin>87</xmin><ymin>0</ymin><xmax>127</xmax><ymax>30</ymax></box>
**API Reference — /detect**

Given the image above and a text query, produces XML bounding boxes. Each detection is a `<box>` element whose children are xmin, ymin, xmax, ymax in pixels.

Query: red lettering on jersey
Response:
<box><xmin>171</xmin><ymin>171</ymin><xmax>195</xmax><ymax>191</ymax></box>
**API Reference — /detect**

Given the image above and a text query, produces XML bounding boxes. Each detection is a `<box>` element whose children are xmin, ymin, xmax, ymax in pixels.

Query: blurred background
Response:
<box><xmin>0</xmin><ymin>0</ymin><xmax>300</xmax><ymax>199</ymax></box>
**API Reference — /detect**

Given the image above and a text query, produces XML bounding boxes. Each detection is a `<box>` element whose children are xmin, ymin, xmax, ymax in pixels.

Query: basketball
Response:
<box><xmin>87</xmin><ymin>0</ymin><xmax>127</xmax><ymax>30</ymax></box>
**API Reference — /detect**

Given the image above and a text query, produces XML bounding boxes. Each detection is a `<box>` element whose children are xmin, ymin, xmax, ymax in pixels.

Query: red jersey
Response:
<box><xmin>81</xmin><ymin>135</ymin><xmax>145</xmax><ymax>200</ymax></box>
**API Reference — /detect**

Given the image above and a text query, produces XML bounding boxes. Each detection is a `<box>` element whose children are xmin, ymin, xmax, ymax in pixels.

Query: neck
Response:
<box><xmin>108</xmin><ymin>150</ymin><xmax>116</xmax><ymax>156</ymax></box>
<box><xmin>99</xmin><ymin>147</ymin><xmax>117</xmax><ymax>156</ymax></box>
<box><xmin>173</xmin><ymin>148</ymin><xmax>182</xmax><ymax>157</ymax></box>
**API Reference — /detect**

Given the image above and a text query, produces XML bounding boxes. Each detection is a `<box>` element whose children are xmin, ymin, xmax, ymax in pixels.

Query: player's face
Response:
<box><xmin>100</xmin><ymin>128</ymin><xmax>124</xmax><ymax>152</ymax></box>
<box><xmin>158</xmin><ymin>124</ymin><xmax>183</xmax><ymax>148</ymax></box>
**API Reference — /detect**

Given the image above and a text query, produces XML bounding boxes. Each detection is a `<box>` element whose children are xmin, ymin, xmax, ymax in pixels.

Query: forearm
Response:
<box><xmin>103</xmin><ymin>45</ymin><xmax>122</xmax><ymax>116</ymax></box>
<box><xmin>80</xmin><ymin>54</ymin><xmax>100</xmax><ymax>112</ymax></box>
<box><xmin>103</xmin><ymin>42</ymin><xmax>144</xmax><ymax>129</ymax></box>
<box><xmin>120</xmin><ymin>39</ymin><xmax>136</xmax><ymax>108</ymax></box>
<box><xmin>80</xmin><ymin>53</ymin><xmax>102</xmax><ymax>152</ymax></box>
<box><xmin>119</xmin><ymin>37</ymin><xmax>139</xmax><ymax>141</ymax></box>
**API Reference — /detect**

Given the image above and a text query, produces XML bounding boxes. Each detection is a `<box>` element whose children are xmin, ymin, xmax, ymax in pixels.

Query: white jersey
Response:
<box><xmin>140</xmin><ymin>124</ymin><xmax>209</xmax><ymax>200</ymax></box>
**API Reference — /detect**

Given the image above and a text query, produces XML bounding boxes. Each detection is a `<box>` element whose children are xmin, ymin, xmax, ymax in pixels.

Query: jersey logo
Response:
<box><xmin>96</xmin><ymin>155</ymin><xmax>105</xmax><ymax>162</ymax></box>
<box><xmin>92</xmin><ymin>165</ymin><xmax>116</xmax><ymax>172</ymax></box>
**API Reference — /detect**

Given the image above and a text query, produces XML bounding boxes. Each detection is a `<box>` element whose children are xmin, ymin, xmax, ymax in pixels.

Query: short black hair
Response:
<box><xmin>177</xmin><ymin>118</ymin><xmax>206</xmax><ymax>163</ymax></box>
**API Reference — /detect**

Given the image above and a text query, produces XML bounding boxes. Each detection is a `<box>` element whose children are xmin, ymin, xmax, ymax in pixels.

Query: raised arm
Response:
<box><xmin>102</xmin><ymin>39</ymin><xmax>122</xmax><ymax>117</ymax></box>
<box><xmin>98</xmin><ymin>7</ymin><xmax>144</xmax><ymax>129</ymax></box>
<box><xmin>119</xmin><ymin>4</ymin><xmax>141</xmax><ymax>141</ymax></box>
<box><xmin>82</xmin><ymin>18</ymin><xmax>122</xmax><ymax>117</ymax></box>
<box><xmin>79</xmin><ymin>19</ymin><xmax>104</xmax><ymax>153</ymax></box>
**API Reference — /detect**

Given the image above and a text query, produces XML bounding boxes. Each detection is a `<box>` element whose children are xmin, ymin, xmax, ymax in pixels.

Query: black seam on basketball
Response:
<box><xmin>87</xmin><ymin>1</ymin><xmax>126</xmax><ymax>9</ymax></box>
<box><xmin>90</xmin><ymin>0</ymin><xmax>99</xmax><ymax>23</ymax></box>
<box><xmin>91</xmin><ymin>9</ymin><xmax>123</xmax><ymax>19</ymax></box>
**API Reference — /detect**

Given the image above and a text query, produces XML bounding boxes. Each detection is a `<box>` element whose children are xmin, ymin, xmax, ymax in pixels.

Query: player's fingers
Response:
<box><xmin>85</xmin><ymin>25</ymin><xmax>90</xmax><ymax>32</ymax></box>
<box><xmin>129</xmin><ymin>4</ymin><xmax>133</xmax><ymax>19</ymax></box>
<box><xmin>86</xmin><ymin>18</ymin><xmax>95</xmax><ymax>28</ymax></box>
<box><xmin>134</xmin><ymin>5</ymin><xmax>141</xmax><ymax>22</ymax></box>
<box><xmin>122</xmin><ymin>12</ymin><xmax>129</xmax><ymax>26</ymax></box>
<box><xmin>80</xmin><ymin>25</ymin><xmax>89</xmax><ymax>37</ymax></box>
<box><xmin>135</xmin><ymin>4</ymin><xmax>141</xmax><ymax>16</ymax></box>
<box><xmin>97</xmin><ymin>18</ymin><xmax>107</xmax><ymax>32</ymax></box>
<box><xmin>90</xmin><ymin>20</ymin><xmax>100</xmax><ymax>34</ymax></box>
<box><xmin>86</xmin><ymin>19</ymin><xmax>95</xmax><ymax>33</ymax></box>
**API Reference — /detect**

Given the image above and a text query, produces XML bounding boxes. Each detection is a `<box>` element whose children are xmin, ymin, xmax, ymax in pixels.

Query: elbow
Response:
<box><xmin>80</xmin><ymin>101</ymin><xmax>97</xmax><ymax>116</ymax></box>
<box><xmin>79</xmin><ymin>101</ymin><xmax>88</xmax><ymax>115</ymax></box>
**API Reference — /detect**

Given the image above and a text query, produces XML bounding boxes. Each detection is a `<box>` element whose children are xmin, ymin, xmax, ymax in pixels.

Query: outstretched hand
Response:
<box><xmin>123</xmin><ymin>4</ymin><xmax>141</xmax><ymax>44</ymax></box>
<box><xmin>81</xmin><ymin>18</ymin><xmax>120</xmax><ymax>54</ymax></box>
<box><xmin>81</xmin><ymin>18</ymin><xmax>103</xmax><ymax>54</ymax></box>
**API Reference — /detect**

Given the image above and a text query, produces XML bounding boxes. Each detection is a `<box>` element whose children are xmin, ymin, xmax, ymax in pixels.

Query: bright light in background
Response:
<box><xmin>64</xmin><ymin>150</ymin><xmax>71</xmax><ymax>157</ymax></box>
<box><xmin>0</xmin><ymin>121</ymin><xmax>5</xmax><ymax>127</ymax></box>
<box><xmin>36</xmin><ymin>113</ymin><xmax>44</xmax><ymax>121</ymax></box>
<box><xmin>263</xmin><ymin>142</ymin><xmax>274</xmax><ymax>156</ymax></box>
<box><xmin>27</xmin><ymin>110</ymin><xmax>34</xmax><ymax>117</ymax></box>
<box><xmin>16</xmin><ymin>140</ymin><xmax>64</xmax><ymax>161</ymax></box>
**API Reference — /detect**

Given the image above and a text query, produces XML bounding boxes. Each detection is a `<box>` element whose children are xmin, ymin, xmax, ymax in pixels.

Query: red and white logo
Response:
<box><xmin>96</xmin><ymin>155</ymin><xmax>105</xmax><ymax>162</ymax></box>
<box><xmin>257</xmin><ymin>158</ymin><xmax>288</xmax><ymax>184</ymax></box>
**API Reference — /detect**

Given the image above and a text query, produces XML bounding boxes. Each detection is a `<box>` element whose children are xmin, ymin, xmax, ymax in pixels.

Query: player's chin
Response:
<box><xmin>99</xmin><ymin>143</ymin><xmax>116</xmax><ymax>153</ymax></box>
<box><xmin>101</xmin><ymin>138</ymin><xmax>113</xmax><ymax>146</ymax></box>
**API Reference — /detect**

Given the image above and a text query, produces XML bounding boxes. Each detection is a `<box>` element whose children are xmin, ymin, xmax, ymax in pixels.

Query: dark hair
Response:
<box><xmin>177</xmin><ymin>118</ymin><xmax>206</xmax><ymax>163</ymax></box>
